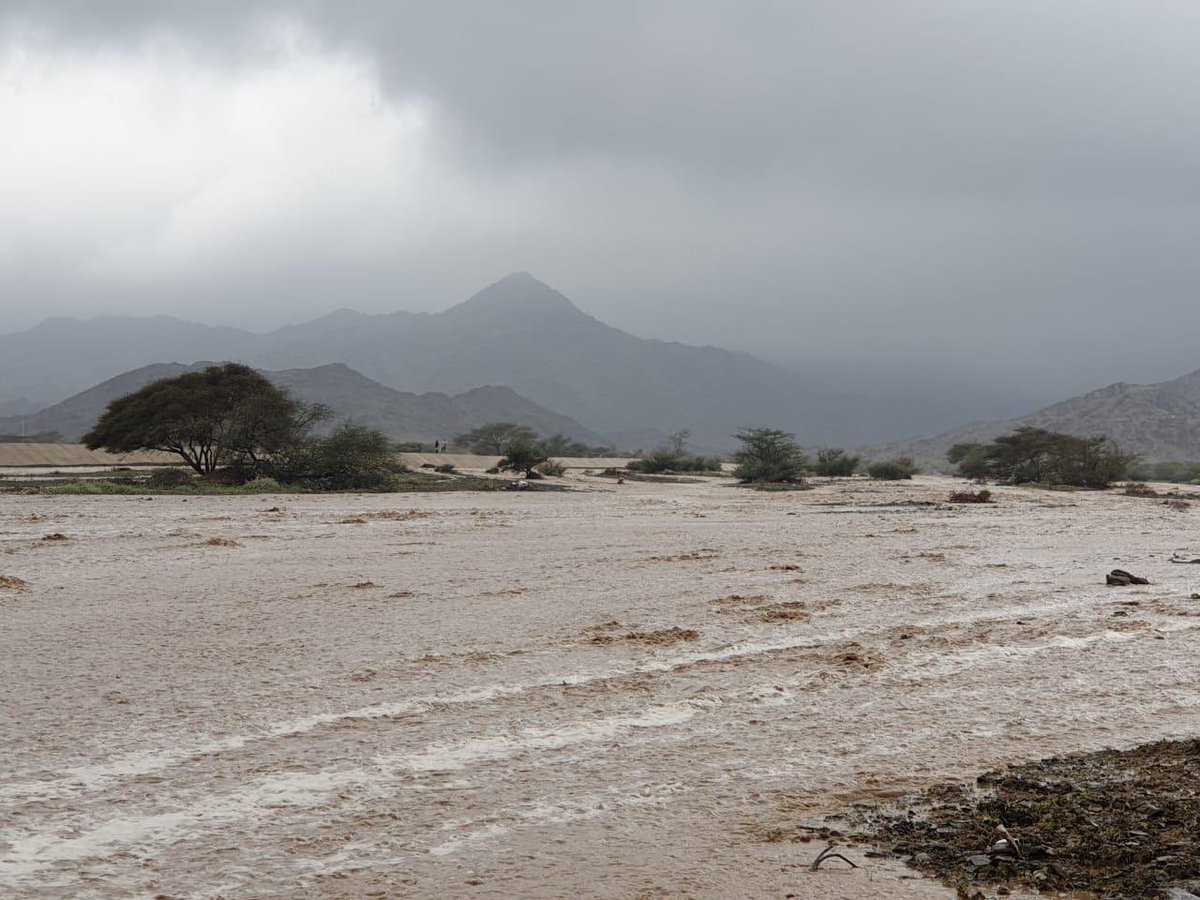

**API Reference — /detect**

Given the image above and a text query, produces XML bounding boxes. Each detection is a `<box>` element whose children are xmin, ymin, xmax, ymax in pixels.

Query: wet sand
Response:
<box><xmin>1</xmin><ymin>475</ymin><xmax>1198</xmax><ymax>898</ymax></box>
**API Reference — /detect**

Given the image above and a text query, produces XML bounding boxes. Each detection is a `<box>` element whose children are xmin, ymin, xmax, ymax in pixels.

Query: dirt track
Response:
<box><xmin>2</xmin><ymin>475</ymin><xmax>1199</xmax><ymax>898</ymax></box>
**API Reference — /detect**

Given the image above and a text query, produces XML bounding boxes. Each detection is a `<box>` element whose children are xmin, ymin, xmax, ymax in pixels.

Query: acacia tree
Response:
<box><xmin>951</xmin><ymin>427</ymin><xmax>1135</xmax><ymax>488</ymax></box>
<box><xmin>454</xmin><ymin>422</ymin><xmax>537</xmax><ymax>455</ymax></box>
<box><xmin>731</xmin><ymin>427</ymin><xmax>807</xmax><ymax>483</ymax></box>
<box><xmin>83</xmin><ymin>363</ymin><xmax>324</xmax><ymax>476</ymax></box>
<box><xmin>497</xmin><ymin>439</ymin><xmax>549</xmax><ymax>477</ymax></box>
<box><xmin>666</xmin><ymin>429</ymin><xmax>691</xmax><ymax>456</ymax></box>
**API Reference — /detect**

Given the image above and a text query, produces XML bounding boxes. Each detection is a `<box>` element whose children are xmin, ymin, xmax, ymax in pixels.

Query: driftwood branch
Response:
<box><xmin>810</xmin><ymin>842</ymin><xmax>858</xmax><ymax>871</ymax></box>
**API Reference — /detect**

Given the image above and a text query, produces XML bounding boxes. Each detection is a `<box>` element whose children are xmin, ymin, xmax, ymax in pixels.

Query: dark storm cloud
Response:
<box><xmin>5</xmin><ymin>1</ymin><xmax>1200</xmax><ymax>408</ymax></box>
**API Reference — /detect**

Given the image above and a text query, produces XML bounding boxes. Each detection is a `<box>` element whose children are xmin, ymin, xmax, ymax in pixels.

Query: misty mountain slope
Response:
<box><xmin>881</xmin><ymin>369</ymin><xmax>1200</xmax><ymax>465</ymax></box>
<box><xmin>0</xmin><ymin>317</ymin><xmax>258</xmax><ymax>407</ymax></box>
<box><xmin>266</xmin><ymin>364</ymin><xmax>607</xmax><ymax>445</ymax></box>
<box><xmin>256</xmin><ymin>273</ymin><xmax>883</xmax><ymax>450</ymax></box>
<box><xmin>0</xmin><ymin>273</ymin><xmax>997</xmax><ymax>450</ymax></box>
<box><xmin>0</xmin><ymin>361</ymin><xmax>605</xmax><ymax>445</ymax></box>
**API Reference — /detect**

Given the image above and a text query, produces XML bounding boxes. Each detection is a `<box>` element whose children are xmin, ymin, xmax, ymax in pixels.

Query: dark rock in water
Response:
<box><xmin>1108</xmin><ymin>568</ymin><xmax>1149</xmax><ymax>585</ymax></box>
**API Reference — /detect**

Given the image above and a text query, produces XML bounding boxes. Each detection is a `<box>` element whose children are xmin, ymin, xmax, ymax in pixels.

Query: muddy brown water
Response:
<box><xmin>1</xmin><ymin>476</ymin><xmax>1198</xmax><ymax>898</ymax></box>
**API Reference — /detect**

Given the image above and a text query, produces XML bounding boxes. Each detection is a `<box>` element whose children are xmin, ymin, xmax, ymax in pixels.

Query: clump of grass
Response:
<box><xmin>537</xmin><ymin>459</ymin><xmax>567</xmax><ymax>477</ymax></box>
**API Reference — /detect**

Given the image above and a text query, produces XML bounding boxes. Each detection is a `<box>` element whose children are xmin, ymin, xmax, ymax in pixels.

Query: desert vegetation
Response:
<box><xmin>866</xmin><ymin>457</ymin><xmax>918</xmax><ymax>480</ymax></box>
<box><xmin>947</xmin><ymin>426</ymin><xmax>1134</xmax><ymax>488</ymax></box>
<box><xmin>812</xmin><ymin>447</ymin><xmax>860</xmax><ymax>476</ymax></box>
<box><xmin>731</xmin><ymin>427</ymin><xmax>806</xmax><ymax>483</ymax></box>
<box><xmin>497</xmin><ymin>439</ymin><xmax>549</xmax><ymax>478</ymax></box>
<box><xmin>626</xmin><ymin>431</ymin><xmax>722</xmax><ymax>474</ymax></box>
<box><xmin>454</xmin><ymin>422</ymin><xmax>614</xmax><ymax>458</ymax></box>
<box><xmin>82</xmin><ymin>363</ymin><xmax>403</xmax><ymax>491</ymax></box>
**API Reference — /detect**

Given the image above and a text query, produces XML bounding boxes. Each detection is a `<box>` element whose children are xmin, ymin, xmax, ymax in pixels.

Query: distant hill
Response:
<box><xmin>0</xmin><ymin>316</ymin><xmax>259</xmax><ymax>408</ymax></box>
<box><xmin>876</xmin><ymin>369</ymin><xmax>1200</xmax><ymax>467</ymax></box>
<box><xmin>0</xmin><ymin>272</ymin><xmax>1038</xmax><ymax>451</ymax></box>
<box><xmin>0</xmin><ymin>362</ymin><xmax>607</xmax><ymax>446</ymax></box>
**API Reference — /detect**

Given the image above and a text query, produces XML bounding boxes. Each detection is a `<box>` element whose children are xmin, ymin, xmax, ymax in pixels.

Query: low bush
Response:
<box><xmin>237</xmin><ymin>477</ymin><xmax>284</xmax><ymax>493</ymax></box>
<box><xmin>627</xmin><ymin>450</ymin><xmax>722</xmax><ymax>474</ymax></box>
<box><xmin>147</xmin><ymin>467</ymin><xmax>194</xmax><ymax>488</ymax></box>
<box><xmin>813</xmin><ymin>448</ymin><xmax>859</xmax><ymax>477</ymax></box>
<box><xmin>867</xmin><ymin>457</ymin><xmax>918</xmax><ymax>480</ymax></box>
<box><xmin>537</xmin><ymin>459</ymin><xmax>567</xmax><ymax>477</ymax></box>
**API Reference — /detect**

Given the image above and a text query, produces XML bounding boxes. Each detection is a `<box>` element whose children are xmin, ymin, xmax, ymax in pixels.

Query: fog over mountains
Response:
<box><xmin>0</xmin><ymin>273</ymin><xmax>996</xmax><ymax>451</ymax></box>
<box><xmin>5</xmin><ymin>272</ymin><xmax>1200</xmax><ymax>457</ymax></box>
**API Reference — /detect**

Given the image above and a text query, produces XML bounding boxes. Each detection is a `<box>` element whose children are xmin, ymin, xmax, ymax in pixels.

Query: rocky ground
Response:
<box><xmin>1</xmin><ymin>473</ymin><xmax>1198</xmax><ymax>898</ymax></box>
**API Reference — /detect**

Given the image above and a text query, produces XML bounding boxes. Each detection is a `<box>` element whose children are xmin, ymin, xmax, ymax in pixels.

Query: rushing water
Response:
<box><xmin>2</xmin><ymin>477</ymin><xmax>1198</xmax><ymax>897</ymax></box>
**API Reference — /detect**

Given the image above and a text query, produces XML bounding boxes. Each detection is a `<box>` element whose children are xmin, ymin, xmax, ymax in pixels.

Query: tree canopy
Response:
<box><xmin>454</xmin><ymin>422</ymin><xmax>538</xmax><ymax>455</ymax></box>
<box><xmin>947</xmin><ymin>426</ymin><xmax>1135</xmax><ymax>488</ymax></box>
<box><xmin>497</xmin><ymin>439</ymin><xmax>549</xmax><ymax>477</ymax></box>
<box><xmin>83</xmin><ymin>363</ymin><xmax>326</xmax><ymax>475</ymax></box>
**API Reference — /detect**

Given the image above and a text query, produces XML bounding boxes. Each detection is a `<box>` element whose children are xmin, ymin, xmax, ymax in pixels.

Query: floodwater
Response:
<box><xmin>1</xmin><ymin>475</ymin><xmax>1198</xmax><ymax>898</ymax></box>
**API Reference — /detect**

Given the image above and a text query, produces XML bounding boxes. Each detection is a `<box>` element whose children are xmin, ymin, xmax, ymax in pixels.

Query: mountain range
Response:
<box><xmin>0</xmin><ymin>362</ymin><xmax>605</xmax><ymax>447</ymax></box>
<box><xmin>3</xmin><ymin>272</ymin><xmax>1200</xmax><ymax>457</ymax></box>
<box><xmin>0</xmin><ymin>273</ymin><xmax>1009</xmax><ymax>452</ymax></box>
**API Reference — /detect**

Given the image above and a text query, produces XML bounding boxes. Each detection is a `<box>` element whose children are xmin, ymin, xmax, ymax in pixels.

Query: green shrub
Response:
<box><xmin>947</xmin><ymin>442</ymin><xmax>989</xmax><ymax>480</ymax></box>
<box><xmin>867</xmin><ymin>457</ymin><xmax>918</xmax><ymax>480</ymax></box>
<box><xmin>963</xmin><ymin>427</ymin><xmax>1135</xmax><ymax>488</ymax></box>
<box><xmin>813</xmin><ymin>448</ymin><xmax>859</xmax><ymax>477</ymax></box>
<box><xmin>292</xmin><ymin>423</ymin><xmax>401</xmax><ymax>491</ymax></box>
<box><xmin>627</xmin><ymin>450</ymin><xmax>721</xmax><ymax>474</ymax></box>
<box><xmin>498</xmin><ymin>440</ymin><xmax>548</xmax><ymax>477</ymax></box>
<box><xmin>732</xmin><ymin>427</ymin><xmax>806</xmax><ymax>483</ymax></box>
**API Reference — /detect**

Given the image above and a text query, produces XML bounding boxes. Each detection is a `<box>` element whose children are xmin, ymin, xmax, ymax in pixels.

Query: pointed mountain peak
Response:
<box><xmin>444</xmin><ymin>272</ymin><xmax>583</xmax><ymax>318</ymax></box>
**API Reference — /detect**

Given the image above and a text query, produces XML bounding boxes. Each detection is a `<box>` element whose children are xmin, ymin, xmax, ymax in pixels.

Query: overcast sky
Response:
<box><xmin>4</xmin><ymin>1</ymin><xmax>1200</xmax><ymax>402</ymax></box>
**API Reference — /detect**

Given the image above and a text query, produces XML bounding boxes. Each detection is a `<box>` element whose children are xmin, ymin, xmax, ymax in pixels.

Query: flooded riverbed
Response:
<box><xmin>2</xmin><ymin>475</ymin><xmax>1198</xmax><ymax>897</ymax></box>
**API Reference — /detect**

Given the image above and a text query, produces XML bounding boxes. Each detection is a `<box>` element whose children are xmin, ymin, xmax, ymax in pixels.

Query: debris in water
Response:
<box><xmin>809</xmin><ymin>842</ymin><xmax>858</xmax><ymax>871</ymax></box>
<box><xmin>1107</xmin><ymin>568</ymin><xmax>1149</xmax><ymax>585</ymax></box>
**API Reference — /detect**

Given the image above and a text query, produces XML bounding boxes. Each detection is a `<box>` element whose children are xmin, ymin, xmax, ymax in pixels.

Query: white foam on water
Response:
<box><xmin>0</xmin><ymin>770</ymin><xmax>372</xmax><ymax>884</ymax></box>
<box><xmin>0</xmin><ymin>702</ymin><xmax>704</xmax><ymax>885</ymax></box>
<box><xmin>0</xmin><ymin>589</ymin><xmax>1117</xmax><ymax>808</ymax></box>
<box><xmin>397</xmin><ymin>701</ymin><xmax>700</xmax><ymax>773</ymax></box>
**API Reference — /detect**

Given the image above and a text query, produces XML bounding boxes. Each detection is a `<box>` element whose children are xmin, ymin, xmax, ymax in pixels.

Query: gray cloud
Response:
<box><xmin>5</xmin><ymin>1</ymin><xmax>1200</xmax><ymax>412</ymax></box>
